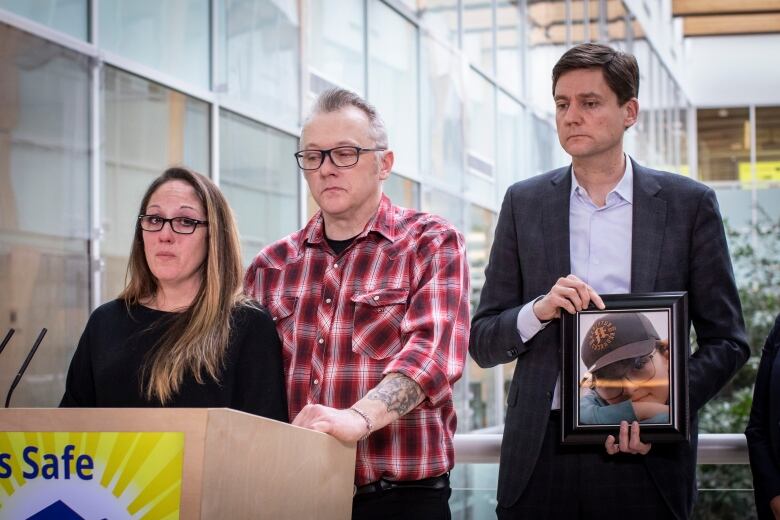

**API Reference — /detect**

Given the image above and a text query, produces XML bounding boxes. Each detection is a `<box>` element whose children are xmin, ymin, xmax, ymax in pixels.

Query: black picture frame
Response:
<box><xmin>560</xmin><ymin>292</ymin><xmax>689</xmax><ymax>445</ymax></box>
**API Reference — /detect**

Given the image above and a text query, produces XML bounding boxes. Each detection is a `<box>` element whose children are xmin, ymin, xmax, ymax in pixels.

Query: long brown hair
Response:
<box><xmin>118</xmin><ymin>167</ymin><xmax>246</xmax><ymax>403</ymax></box>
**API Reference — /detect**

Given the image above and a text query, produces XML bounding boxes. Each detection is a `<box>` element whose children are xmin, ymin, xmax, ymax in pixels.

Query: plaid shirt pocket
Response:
<box><xmin>350</xmin><ymin>288</ymin><xmax>409</xmax><ymax>359</ymax></box>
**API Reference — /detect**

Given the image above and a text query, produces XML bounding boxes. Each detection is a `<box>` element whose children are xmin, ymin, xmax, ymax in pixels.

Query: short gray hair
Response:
<box><xmin>305</xmin><ymin>88</ymin><xmax>388</xmax><ymax>148</ymax></box>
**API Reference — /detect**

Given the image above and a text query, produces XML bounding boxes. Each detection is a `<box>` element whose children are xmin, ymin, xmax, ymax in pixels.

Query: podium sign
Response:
<box><xmin>0</xmin><ymin>431</ymin><xmax>184</xmax><ymax>519</ymax></box>
<box><xmin>0</xmin><ymin>409</ymin><xmax>356</xmax><ymax>519</ymax></box>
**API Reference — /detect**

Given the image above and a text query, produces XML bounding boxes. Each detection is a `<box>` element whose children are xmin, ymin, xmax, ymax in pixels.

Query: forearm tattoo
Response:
<box><xmin>366</xmin><ymin>374</ymin><xmax>424</xmax><ymax>417</ymax></box>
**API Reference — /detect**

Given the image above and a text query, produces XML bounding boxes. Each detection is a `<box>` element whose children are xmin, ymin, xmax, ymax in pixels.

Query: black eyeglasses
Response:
<box><xmin>592</xmin><ymin>353</ymin><xmax>657</xmax><ymax>401</ymax></box>
<box><xmin>138</xmin><ymin>215</ymin><xmax>208</xmax><ymax>235</ymax></box>
<box><xmin>294</xmin><ymin>146</ymin><xmax>386</xmax><ymax>170</ymax></box>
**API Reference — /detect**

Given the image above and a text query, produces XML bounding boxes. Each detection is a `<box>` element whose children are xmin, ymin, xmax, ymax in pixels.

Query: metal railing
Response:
<box><xmin>453</xmin><ymin>433</ymin><xmax>748</xmax><ymax>465</ymax></box>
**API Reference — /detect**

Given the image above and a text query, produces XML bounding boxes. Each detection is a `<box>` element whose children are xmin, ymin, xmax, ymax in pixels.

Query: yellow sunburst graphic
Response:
<box><xmin>0</xmin><ymin>431</ymin><xmax>184</xmax><ymax>519</ymax></box>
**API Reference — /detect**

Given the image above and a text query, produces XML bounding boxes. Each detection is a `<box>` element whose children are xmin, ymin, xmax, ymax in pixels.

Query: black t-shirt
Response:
<box><xmin>326</xmin><ymin>235</ymin><xmax>358</xmax><ymax>255</ymax></box>
<box><xmin>60</xmin><ymin>299</ymin><xmax>288</xmax><ymax>422</ymax></box>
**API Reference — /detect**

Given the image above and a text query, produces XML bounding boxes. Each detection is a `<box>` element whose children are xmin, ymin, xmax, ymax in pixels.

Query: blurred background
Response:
<box><xmin>0</xmin><ymin>1</ymin><xmax>778</xmax><ymax>517</ymax></box>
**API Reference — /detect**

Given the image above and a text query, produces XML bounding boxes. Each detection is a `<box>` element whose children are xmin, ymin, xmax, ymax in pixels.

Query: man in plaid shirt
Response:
<box><xmin>244</xmin><ymin>88</ymin><xmax>470</xmax><ymax>519</ymax></box>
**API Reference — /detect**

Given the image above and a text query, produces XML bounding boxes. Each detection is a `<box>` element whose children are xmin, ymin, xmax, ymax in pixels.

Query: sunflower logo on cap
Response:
<box><xmin>589</xmin><ymin>320</ymin><xmax>616</xmax><ymax>351</ymax></box>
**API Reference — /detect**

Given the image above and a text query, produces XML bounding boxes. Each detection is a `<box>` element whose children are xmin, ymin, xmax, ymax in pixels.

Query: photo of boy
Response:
<box><xmin>579</xmin><ymin>312</ymin><xmax>671</xmax><ymax>425</ymax></box>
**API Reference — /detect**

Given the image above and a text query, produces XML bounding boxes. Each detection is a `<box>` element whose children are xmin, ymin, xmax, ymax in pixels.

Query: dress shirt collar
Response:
<box><xmin>570</xmin><ymin>154</ymin><xmax>634</xmax><ymax>205</ymax></box>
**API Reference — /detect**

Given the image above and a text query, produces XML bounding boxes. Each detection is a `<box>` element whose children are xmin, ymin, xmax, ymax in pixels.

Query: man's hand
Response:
<box><xmin>291</xmin><ymin>404</ymin><xmax>366</xmax><ymax>443</ymax></box>
<box><xmin>533</xmin><ymin>274</ymin><xmax>605</xmax><ymax>321</ymax></box>
<box><xmin>291</xmin><ymin>374</ymin><xmax>425</xmax><ymax>444</ymax></box>
<box><xmin>770</xmin><ymin>495</ymin><xmax>780</xmax><ymax>519</ymax></box>
<box><xmin>605</xmin><ymin>420</ymin><xmax>652</xmax><ymax>455</ymax></box>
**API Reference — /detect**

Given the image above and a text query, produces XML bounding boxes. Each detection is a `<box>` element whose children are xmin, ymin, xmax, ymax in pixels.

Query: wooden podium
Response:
<box><xmin>0</xmin><ymin>408</ymin><xmax>356</xmax><ymax>519</ymax></box>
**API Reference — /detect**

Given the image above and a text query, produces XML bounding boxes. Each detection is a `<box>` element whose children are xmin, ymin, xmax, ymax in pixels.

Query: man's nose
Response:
<box><xmin>564</xmin><ymin>103</ymin><xmax>582</xmax><ymax>124</ymax></box>
<box><xmin>318</xmin><ymin>152</ymin><xmax>340</xmax><ymax>174</ymax></box>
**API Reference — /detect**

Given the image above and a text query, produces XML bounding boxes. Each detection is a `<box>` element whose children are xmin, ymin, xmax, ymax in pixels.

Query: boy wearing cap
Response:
<box><xmin>470</xmin><ymin>42</ymin><xmax>749</xmax><ymax>519</ymax></box>
<box><xmin>579</xmin><ymin>312</ymin><xmax>670</xmax><ymax>425</ymax></box>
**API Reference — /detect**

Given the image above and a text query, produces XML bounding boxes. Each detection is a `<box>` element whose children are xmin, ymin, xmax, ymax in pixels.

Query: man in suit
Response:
<box><xmin>469</xmin><ymin>42</ymin><xmax>749</xmax><ymax>519</ymax></box>
<box><xmin>746</xmin><ymin>313</ymin><xmax>780</xmax><ymax>519</ymax></box>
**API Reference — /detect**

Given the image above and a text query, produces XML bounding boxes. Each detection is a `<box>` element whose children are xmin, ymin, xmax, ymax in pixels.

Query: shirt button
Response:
<box><xmin>313</xmin><ymin>379</ymin><xmax>319</xmax><ymax>385</ymax></box>
<box><xmin>318</xmin><ymin>338</ymin><xmax>324</xmax><ymax>344</ymax></box>
<box><xmin>333</xmin><ymin>263</ymin><xmax>339</xmax><ymax>269</ymax></box>
<box><xmin>325</xmin><ymin>298</ymin><xmax>332</xmax><ymax>304</ymax></box>
<box><xmin>373</xmin><ymin>295</ymin><xmax>380</xmax><ymax>301</ymax></box>
<box><xmin>272</xmin><ymin>316</ymin><xmax>278</xmax><ymax>321</ymax></box>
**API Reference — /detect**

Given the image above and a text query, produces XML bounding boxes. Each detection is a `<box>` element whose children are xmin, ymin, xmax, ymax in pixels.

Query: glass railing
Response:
<box><xmin>449</xmin><ymin>433</ymin><xmax>754</xmax><ymax>519</ymax></box>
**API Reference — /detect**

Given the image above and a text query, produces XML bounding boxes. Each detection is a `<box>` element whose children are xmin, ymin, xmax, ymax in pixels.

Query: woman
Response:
<box><xmin>579</xmin><ymin>312</ymin><xmax>670</xmax><ymax>425</ymax></box>
<box><xmin>746</xmin><ymin>313</ymin><xmax>780</xmax><ymax>520</ymax></box>
<box><xmin>61</xmin><ymin>167</ymin><xmax>287</xmax><ymax>421</ymax></box>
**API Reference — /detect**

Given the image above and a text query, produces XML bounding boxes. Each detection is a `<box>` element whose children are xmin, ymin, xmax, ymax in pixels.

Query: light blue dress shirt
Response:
<box><xmin>516</xmin><ymin>156</ymin><xmax>634</xmax><ymax>409</ymax></box>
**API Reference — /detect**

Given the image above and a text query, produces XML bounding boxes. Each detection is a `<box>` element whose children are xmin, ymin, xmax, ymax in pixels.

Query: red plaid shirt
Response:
<box><xmin>244</xmin><ymin>195</ymin><xmax>469</xmax><ymax>485</ymax></box>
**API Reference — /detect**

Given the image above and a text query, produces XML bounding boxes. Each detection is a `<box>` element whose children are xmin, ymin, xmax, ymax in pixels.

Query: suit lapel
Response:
<box><xmin>542</xmin><ymin>167</ymin><xmax>572</xmax><ymax>281</ymax></box>
<box><xmin>631</xmin><ymin>161</ymin><xmax>667</xmax><ymax>292</ymax></box>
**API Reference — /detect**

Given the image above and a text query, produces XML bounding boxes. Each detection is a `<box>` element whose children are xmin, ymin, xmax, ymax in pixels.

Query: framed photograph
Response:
<box><xmin>560</xmin><ymin>292</ymin><xmax>689</xmax><ymax>445</ymax></box>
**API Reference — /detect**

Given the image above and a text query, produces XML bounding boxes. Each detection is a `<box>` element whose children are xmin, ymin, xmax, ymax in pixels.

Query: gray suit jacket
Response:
<box><xmin>469</xmin><ymin>159</ymin><xmax>750</xmax><ymax>519</ymax></box>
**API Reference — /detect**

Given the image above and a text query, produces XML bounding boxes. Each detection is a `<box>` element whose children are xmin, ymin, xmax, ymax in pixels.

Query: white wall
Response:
<box><xmin>684</xmin><ymin>34</ymin><xmax>780</xmax><ymax>107</ymax></box>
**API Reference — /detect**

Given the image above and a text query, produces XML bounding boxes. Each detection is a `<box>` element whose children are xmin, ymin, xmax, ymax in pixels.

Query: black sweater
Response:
<box><xmin>60</xmin><ymin>299</ymin><xmax>288</xmax><ymax>422</ymax></box>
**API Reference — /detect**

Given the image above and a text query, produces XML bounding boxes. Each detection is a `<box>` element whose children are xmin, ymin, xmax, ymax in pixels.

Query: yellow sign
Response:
<box><xmin>0</xmin><ymin>431</ymin><xmax>184</xmax><ymax>519</ymax></box>
<box><xmin>738</xmin><ymin>161</ymin><xmax>780</xmax><ymax>182</ymax></box>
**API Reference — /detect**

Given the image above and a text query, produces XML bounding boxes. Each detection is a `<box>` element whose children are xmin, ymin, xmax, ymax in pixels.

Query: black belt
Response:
<box><xmin>353</xmin><ymin>473</ymin><xmax>450</xmax><ymax>496</ymax></box>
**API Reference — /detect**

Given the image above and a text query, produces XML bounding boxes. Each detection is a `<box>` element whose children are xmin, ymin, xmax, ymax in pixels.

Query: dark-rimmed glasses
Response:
<box><xmin>294</xmin><ymin>146</ymin><xmax>386</xmax><ymax>170</ymax></box>
<box><xmin>592</xmin><ymin>352</ymin><xmax>657</xmax><ymax>401</ymax></box>
<box><xmin>138</xmin><ymin>215</ymin><xmax>208</xmax><ymax>235</ymax></box>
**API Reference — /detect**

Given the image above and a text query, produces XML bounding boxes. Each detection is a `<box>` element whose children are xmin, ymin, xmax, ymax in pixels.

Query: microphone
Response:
<box><xmin>0</xmin><ymin>329</ymin><xmax>14</xmax><ymax>356</ymax></box>
<box><xmin>5</xmin><ymin>328</ymin><xmax>47</xmax><ymax>408</ymax></box>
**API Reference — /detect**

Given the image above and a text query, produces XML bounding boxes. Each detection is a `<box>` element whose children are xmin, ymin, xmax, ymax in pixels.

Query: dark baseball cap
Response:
<box><xmin>581</xmin><ymin>312</ymin><xmax>660</xmax><ymax>373</ymax></box>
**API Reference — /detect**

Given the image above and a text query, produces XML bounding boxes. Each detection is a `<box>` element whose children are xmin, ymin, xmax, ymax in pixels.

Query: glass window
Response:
<box><xmin>526</xmin><ymin>0</ymin><xmax>567</xmax><ymax>111</ymax></box>
<box><xmin>99</xmin><ymin>0</ymin><xmax>210</xmax><ymax>89</ymax></box>
<box><xmin>368</xmin><ymin>1</ymin><xmax>419</xmax><ymax>176</ymax></box>
<box><xmin>466</xmin><ymin>69</ymin><xmax>496</xmax><ymax>174</ymax></box>
<box><xmin>220</xmin><ymin>110</ymin><xmax>300</xmax><ymax>267</ymax></box>
<box><xmin>496</xmin><ymin>0</ymin><xmax>521</xmax><ymax>95</ymax></box>
<box><xmin>755</xmin><ymin>106</ymin><xmax>780</xmax><ymax>183</ymax></box>
<box><xmin>679</xmin><ymin>102</ymin><xmax>689</xmax><ymax>176</ymax></box>
<box><xmin>421</xmin><ymin>187</ymin><xmax>464</xmax><ymax>230</ymax></box>
<box><xmin>697</xmin><ymin>107</ymin><xmax>750</xmax><ymax>182</ymax></box>
<box><xmin>608</xmin><ymin>1</ymin><xmax>630</xmax><ymax>51</ymax></box>
<box><xmin>216</xmin><ymin>0</ymin><xmax>300</xmax><ymax>130</ymax></box>
<box><xmin>569</xmin><ymin>0</ymin><xmax>600</xmax><ymax>43</ymax></box>
<box><xmin>384</xmin><ymin>174</ymin><xmax>420</xmax><ymax>210</ymax></box>
<box><xmin>417</xmin><ymin>0</ymin><xmax>459</xmax><ymax>46</ymax></box>
<box><xmin>460</xmin><ymin>205</ymin><xmax>498</xmax><ymax>431</ymax></box>
<box><xmin>102</xmin><ymin>67</ymin><xmax>210</xmax><ymax>302</ymax></box>
<box><xmin>0</xmin><ymin>0</ymin><xmax>87</xmax><ymax>40</ymax></box>
<box><xmin>497</xmin><ymin>91</ymin><xmax>524</xmax><ymax>195</ymax></box>
<box><xmin>463</xmin><ymin>0</ymin><xmax>494</xmax><ymax>73</ymax></box>
<box><xmin>307</xmin><ymin>0</ymin><xmax>365</xmax><ymax>94</ymax></box>
<box><xmin>0</xmin><ymin>23</ymin><xmax>90</xmax><ymax>406</ymax></box>
<box><xmin>420</xmin><ymin>34</ymin><xmax>464</xmax><ymax>186</ymax></box>
<box><xmin>530</xmin><ymin>114</ymin><xmax>558</xmax><ymax>175</ymax></box>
